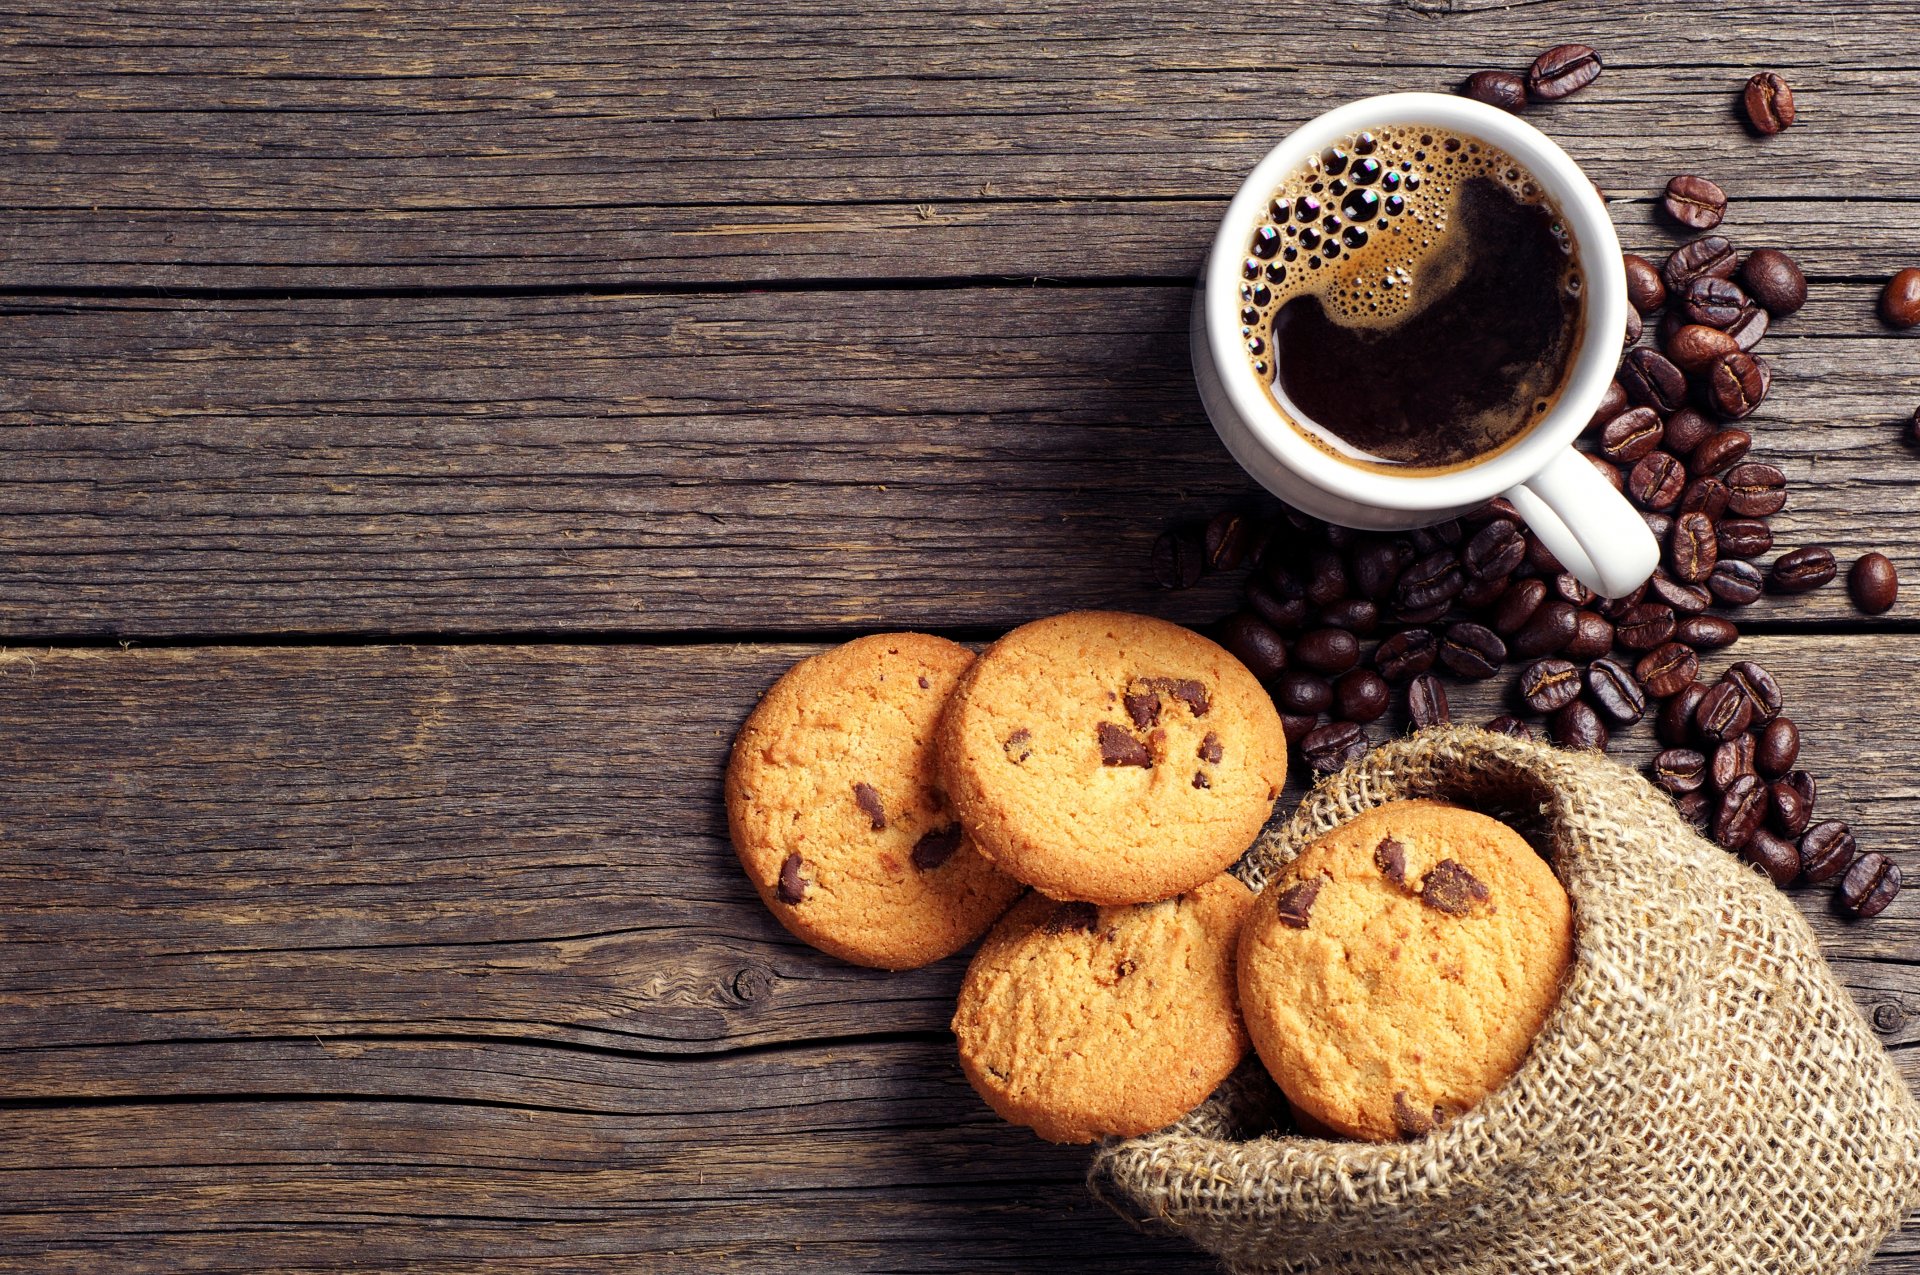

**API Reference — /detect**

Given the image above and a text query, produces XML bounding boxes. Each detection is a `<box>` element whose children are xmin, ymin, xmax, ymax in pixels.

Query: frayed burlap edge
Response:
<box><xmin>1089</xmin><ymin>726</ymin><xmax>1920</xmax><ymax>1274</ymax></box>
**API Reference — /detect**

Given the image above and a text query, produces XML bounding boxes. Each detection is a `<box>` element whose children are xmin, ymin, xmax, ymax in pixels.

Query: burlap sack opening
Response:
<box><xmin>1089</xmin><ymin>726</ymin><xmax>1920</xmax><ymax>1273</ymax></box>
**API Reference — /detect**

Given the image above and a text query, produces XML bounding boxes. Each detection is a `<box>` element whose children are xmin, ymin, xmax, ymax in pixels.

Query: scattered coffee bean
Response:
<box><xmin>1624</xmin><ymin>307</ymin><xmax>1646</xmax><ymax>344</ymax></box>
<box><xmin>1439</xmin><ymin>622</ymin><xmax>1507</xmax><ymax>679</ymax></box>
<box><xmin>1247</xmin><ymin>583</ymin><xmax>1309</xmax><ymax>632</ymax></box>
<box><xmin>1663</xmin><ymin>408</ymin><xmax>1717</xmax><ymax>456</ymax></box>
<box><xmin>1756</xmin><ymin>716</ymin><xmax>1800</xmax><ymax>777</ymax></box>
<box><xmin>1623</xmin><ymin>254</ymin><xmax>1667</xmax><ymax>313</ymax></box>
<box><xmin>1745</xmin><ymin>827</ymin><xmax>1802</xmax><ymax>886</ymax></box>
<box><xmin>1553</xmin><ymin>573</ymin><xmax>1595</xmax><ymax>608</ymax></box>
<box><xmin>1615</xmin><ymin>602</ymin><xmax>1676</xmax><ymax>651</ymax></box>
<box><xmin>1695</xmin><ymin>679</ymin><xmax>1754</xmax><ymax>743</ymax></box>
<box><xmin>1301</xmin><ymin>721</ymin><xmax>1369</xmax><ymax>774</ymax></box>
<box><xmin>1587</xmin><ymin>380</ymin><xmax>1631</xmax><ymax>434</ymax></box>
<box><xmin>1348</xmin><ymin>538</ymin><xmax>1408</xmax><ymax>601</ymax></box>
<box><xmin>1689</xmin><ymin>429</ymin><xmax>1751</xmax><ymax>477</ymax></box>
<box><xmin>1550</xmin><ymin>699</ymin><xmax>1608</xmax><ymax>751</ymax></box>
<box><xmin>1630</xmin><ymin>452</ymin><xmax>1688</xmax><ymax>511</ymax></box>
<box><xmin>1585</xmin><ymin>451</ymin><xmax>1625</xmax><ymax>492</ymax></box>
<box><xmin>1663</xmin><ymin>175</ymin><xmax>1727</xmax><ymax>230</ymax></box>
<box><xmin>1706</xmin><ymin>351</ymin><xmax>1769</xmax><ymax>419</ymax></box>
<box><xmin>1524</xmin><ymin>532</ymin><xmax>1564</xmax><ymax>576</ymax></box>
<box><xmin>1725</xmin><ymin>660</ymin><xmax>1783</xmax><ymax>724</ymax></box>
<box><xmin>1668</xmin><ymin>512</ymin><xmax>1718</xmax><ymax>583</ymax></box>
<box><xmin>1318</xmin><ymin>597</ymin><xmax>1380</xmax><ymax>635</ymax></box>
<box><xmin>1839</xmin><ymin>852</ymin><xmax>1901</xmax><ymax>918</ymax></box>
<box><xmin>1714</xmin><ymin>773</ymin><xmax>1767</xmax><ymax>850</ymax></box>
<box><xmin>1637</xmin><ymin>641</ymin><xmax>1701</xmax><ymax>699</ymax></box>
<box><xmin>1406</xmin><ymin>673</ymin><xmax>1450</xmax><ymax>728</ymax></box>
<box><xmin>1711</xmin><ymin>734</ymin><xmax>1757</xmax><ymax>794</ymax></box>
<box><xmin>1622</xmin><ymin>347</ymin><xmax>1689</xmax><ymax>413</ymax></box>
<box><xmin>1511</xmin><ymin>599</ymin><xmax>1578</xmax><ymax>658</ymax></box>
<box><xmin>1204</xmin><ymin>511</ymin><xmax>1252</xmax><ymax>571</ymax></box>
<box><xmin>1708</xmin><ymin>558</ymin><xmax>1765</xmax><ymax>607</ymax></box>
<box><xmin>1464</xmin><ymin>69</ymin><xmax>1528</xmax><ymax>111</ymax></box>
<box><xmin>1666</xmin><ymin>323</ymin><xmax>1739</xmax><ymax>373</ymax></box>
<box><xmin>1463</xmin><ymin>519</ymin><xmax>1527</xmax><ymax>580</ymax></box>
<box><xmin>1680</xmin><ymin>477</ymin><xmax>1731</xmax><ymax>520</ymax></box>
<box><xmin>1484</xmin><ymin>715</ymin><xmax>1536</xmax><ymax>741</ymax></box>
<box><xmin>1675</xmin><ymin>789</ymin><xmax>1713</xmax><ymax>829</ymax></box>
<box><xmin>1726</xmin><ymin>305</ymin><xmax>1770</xmax><ymax>351</ymax></box>
<box><xmin>1743</xmin><ymin>71</ymin><xmax>1795</xmax><ymax>135</ymax></box>
<box><xmin>1586</xmin><ymin>657</ymin><xmax>1647</xmax><ymax>724</ymax></box>
<box><xmin>1565</xmin><ymin>610</ymin><xmax>1616</xmax><ymax>660</ymax></box>
<box><xmin>1597</xmin><ymin>407</ymin><xmax>1665</xmax><ymax>463</ymax></box>
<box><xmin>1849</xmin><ymin>551</ymin><xmax>1899</xmax><ymax>614</ymax></box>
<box><xmin>1280</xmin><ymin>712</ymin><xmax>1318</xmax><ymax>746</ymax></box>
<box><xmin>1152</xmin><ymin>524</ymin><xmax>1205</xmax><ymax>589</ymax></box>
<box><xmin>1725</xmin><ymin>463</ymin><xmax>1788</xmax><ymax>517</ymax></box>
<box><xmin>1333</xmin><ymin>668</ymin><xmax>1390</xmax><ymax>724</ymax></box>
<box><xmin>1397</xmin><ymin>550</ymin><xmax>1466</xmax><ymax>613</ymax></box>
<box><xmin>1769</xmin><ymin>545</ymin><xmax>1836</xmax><ymax>594</ymax></box>
<box><xmin>1663</xmin><ymin>235</ymin><xmax>1737</xmax><ymax>293</ymax></box>
<box><xmin>1740</xmin><ymin>248</ymin><xmax>1807</xmax><ymax>316</ymax></box>
<box><xmin>1276</xmin><ymin>670</ymin><xmax>1333</xmax><ymax>715</ymax></box>
<box><xmin>1221</xmin><ymin>612</ymin><xmax>1288</xmax><ymax>680</ymax></box>
<box><xmin>1643</xmin><ymin>510</ymin><xmax>1675</xmax><ymax>542</ymax></box>
<box><xmin>1659</xmin><ymin>682</ymin><xmax>1709</xmax><ymax>746</ymax></box>
<box><xmin>1527</xmin><ymin>43</ymin><xmax>1602</xmax><ymax>100</ymax></box>
<box><xmin>1303</xmin><ymin>550</ymin><xmax>1349</xmax><ymax>608</ymax></box>
<box><xmin>1295</xmin><ymin>626</ymin><xmax>1361</xmax><ymax>674</ymax></box>
<box><xmin>1682</xmin><ymin>276</ymin><xmax>1748</xmax><ymax>329</ymax></box>
<box><xmin>1653</xmin><ymin>748</ymin><xmax>1708</xmax><ymax>795</ymax></box>
<box><xmin>1521</xmin><ymin>657</ymin><xmax>1583</xmax><ymax>713</ymax></box>
<box><xmin>1491</xmin><ymin>578</ymin><xmax>1548</xmax><ymax>635</ymax></box>
<box><xmin>1374</xmin><ymin>627</ymin><xmax>1438</xmax><ymax>683</ymax></box>
<box><xmin>1784</xmin><ymin>769</ymin><xmax>1817</xmax><ymax>813</ymax></box>
<box><xmin>1716</xmin><ymin>518</ymin><xmax>1773</xmax><ymax>559</ymax></box>
<box><xmin>1770</xmin><ymin>779</ymin><xmax>1812</xmax><ymax>838</ymax></box>
<box><xmin>1799</xmin><ymin>821</ymin><xmax>1856</xmax><ymax>884</ymax></box>
<box><xmin>1648</xmin><ymin>569</ymin><xmax>1712</xmax><ymax>613</ymax></box>
<box><xmin>1881</xmin><ymin>268</ymin><xmax>1920</xmax><ymax>328</ymax></box>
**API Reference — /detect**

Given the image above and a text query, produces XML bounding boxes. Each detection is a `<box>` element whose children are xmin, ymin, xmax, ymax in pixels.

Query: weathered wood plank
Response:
<box><xmin>6</xmin><ymin>2</ymin><xmax>1920</xmax><ymax>286</ymax></box>
<box><xmin>2</xmin><ymin>286</ymin><xmax>1914</xmax><ymax>638</ymax></box>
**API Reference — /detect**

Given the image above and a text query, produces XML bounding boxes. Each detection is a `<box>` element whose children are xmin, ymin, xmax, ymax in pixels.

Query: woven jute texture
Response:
<box><xmin>1089</xmin><ymin>726</ymin><xmax>1920</xmax><ymax>1273</ymax></box>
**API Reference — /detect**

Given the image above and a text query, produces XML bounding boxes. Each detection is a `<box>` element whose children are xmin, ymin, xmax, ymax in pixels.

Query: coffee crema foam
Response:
<box><xmin>1236</xmin><ymin>125</ymin><xmax>1583</xmax><ymax>471</ymax></box>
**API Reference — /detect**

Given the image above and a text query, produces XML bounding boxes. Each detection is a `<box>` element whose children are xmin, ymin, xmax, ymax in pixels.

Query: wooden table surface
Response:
<box><xmin>4</xmin><ymin>2</ymin><xmax>1918</xmax><ymax>1270</ymax></box>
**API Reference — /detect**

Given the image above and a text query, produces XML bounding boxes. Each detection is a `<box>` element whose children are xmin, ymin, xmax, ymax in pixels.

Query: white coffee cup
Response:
<box><xmin>1192</xmin><ymin>91</ymin><xmax>1658</xmax><ymax>600</ymax></box>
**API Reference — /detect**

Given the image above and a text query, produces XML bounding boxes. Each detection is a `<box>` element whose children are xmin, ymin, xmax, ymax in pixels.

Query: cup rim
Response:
<box><xmin>1205</xmin><ymin>91</ymin><xmax>1627</xmax><ymax>511</ymax></box>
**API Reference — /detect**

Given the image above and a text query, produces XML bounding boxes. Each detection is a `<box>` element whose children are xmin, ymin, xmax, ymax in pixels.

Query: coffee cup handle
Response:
<box><xmin>1504</xmin><ymin>448</ymin><xmax>1661</xmax><ymax>600</ymax></box>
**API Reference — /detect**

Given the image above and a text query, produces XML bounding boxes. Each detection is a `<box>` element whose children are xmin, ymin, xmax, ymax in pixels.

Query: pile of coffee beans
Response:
<box><xmin>1155</xmin><ymin>161</ymin><xmax>1903</xmax><ymax>917</ymax></box>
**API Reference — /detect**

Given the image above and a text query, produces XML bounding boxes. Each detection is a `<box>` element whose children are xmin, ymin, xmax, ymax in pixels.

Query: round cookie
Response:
<box><xmin>1237</xmin><ymin>798</ymin><xmax>1573</xmax><ymax>1142</ymax></box>
<box><xmin>936</xmin><ymin>610</ymin><xmax>1287</xmax><ymax>904</ymax></box>
<box><xmin>726</xmin><ymin>633</ymin><xmax>1024</xmax><ymax>970</ymax></box>
<box><xmin>951</xmin><ymin>873</ymin><xmax>1256</xmax><ymax>1143</ymax></box>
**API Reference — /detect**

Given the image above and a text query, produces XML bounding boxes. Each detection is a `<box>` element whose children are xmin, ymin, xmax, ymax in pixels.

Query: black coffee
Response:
<box><xmin>1237</xmin><ymin>126</ymin><xmax>1584</xmax><ymax>472</ymax></box>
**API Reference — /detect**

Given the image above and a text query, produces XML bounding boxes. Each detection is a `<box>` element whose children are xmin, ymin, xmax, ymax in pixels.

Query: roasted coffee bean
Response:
<box><xmin>1276</xmin><ymin>670</ymin><xmax>1333</xmax><ymax>715</ymax></box>
<box><xmin>1596</xmin><ymin>407</ymin><xmax>1665</xmax><ymax>463</ymax></box>
<box><xmin>1303</xmin><ymin>550</ymin><xmax>1350</xmax><ymax>607</ymax></box>
<box><xmin>1397</xmin><ymin>550</ymin><xmax>1465</xmax><ymax>611</ymax></box>
<box><xmin>1710</xmin><ymin>734</ymin><xmax>1756</xmax><ymax>794</ymax></box>
<box><xmin>1463</xmin><ymin>69</ymin><xmax>1528</xmax><ymax>111</ymax></box>
<box><xmin>1565</xmin><ymin>610</ymin><xmax>1615</xmax><ymax>660</ymax></box>
<box><xmin>1769</xmin><ymin>779</ymin><xmax>1812</xmax><ymax>838</ymax></box>
<box><xmin>1587</xmin><ymin>379</ymin><xmax>1631</xmax><ymax>433</ymax></box>
<box><xmin>1459</xmin><ymin>572</ymin><xmax>1509</xmax><ymax>612</ymax></box>
<box><xmin>1724</xmin><ymin>660</ymin><xmax>1783</xmax><ymax>724</ymax></box>
<box><xmin>1463</xmin><ymin>519</ymin><xmax>1526</xmax><ymax>580</ymax></box>
<box><xmin>1406</xmin><ymin>673</ymin><xmax>1450</xmax><ymax>728</ymax></box>
<box><xmin>1491</xmin><ymin>578</ymin><xmax>1548</xmax><ymax>636</ymax></box>
<box><xmin>1663</xmin><ymin>408</ymin><xmax>1716</xmax><ymax>457</ymax></box>
<box><xmin>1756</xmin><ymin>716</ymin><xmax>1800</xmax><ymax>777</ymax></box>
<box><xmin>1659</xmin><ymin>681</ymin><xmax>1709</xmax><ymax>746</ymax></box>
<box><xmin>1621</xmin><ymin>348</ymin><xmax>1688</xmax><ymax>413</ymax></box>
<box><xmin>1550</xmin><ymin>699</ymin><xmax>1608</xmax><ymax>751</ymax></box>
<box><xmin>1333</xmin><ymin>668</ymin><xmax>1391</xmax><ymax>724</ymax></box>
<box><xmin>1695</xmin><ymin>679</ymin><xmax>1754</xmax><ymax>743</ymax></box>
<box><xmin>1152</xmin><ymin>524</ymin><xmax>1206</xmax><ymax>589</ymax></box>
<box><xmin>1740</xmin><ymin>248</ymin><xmax>1807</xmax><ymax>316</ymax></box>
<box><xmin>1648</xmin><ymin>569</ymin><xmax>1712</xmax><ymax>613</ymax></box>
<box><xmin>1666</xmin><ymin>323</ymin><xmax>1738</xmax><ymax>373</ymax></box>
<box><xmin>1652</xmin><ymin>748</ymin><xmax>1708</xmax><ymax>795</ymax></box>
<box><xmin>1782</xmin><ymin>764</ymin><xmax>1814</xmax><ymax>808</ymax></box>
<box><xmin>1301</xmin><ymin>721</ymin><xmax>1369</xmax><ymax>774</ymax></box>
<box><xmin>1726</xmin><ymin>305</ymin><xmax>1770</xmax><ymax>351</ymax></box>
<box><xmin>1744</xmin><ymin>71</ymin><xmax>1795</xmax><ymax>134</ymax></box>
<box><xmin>1585</xmin><ymin>450</ymin><xmax>1625</xmax><ymax>492</ymax></box>
<box><xmin>1484</xmin><ymin>715</ymin><xmax>1536</xmax><ymax>741</ymax></box>
<box><xmin>1263</xmin><ymin>560</ymin><xmax>1309</xmax><ymax>600</ymax></box>
<box><xmin>1439</xmin><ymin>622</ymin><xmax>1507</xmax><ymax>679</ymax></box>
<box><xmin>1849</xmin><ymin>551</ymin><xmax>1899</xmax><ymax>614</ymax></box>
<box><xmin>1744</xmin><ymin>828</ymin><xmax>1801</xmax><ymax>887</ymax></box>
<box><xmin>1706</xmin><ymin>351</ymin><xmax>1768</xmax><ymax>420</ymax></box>
<box><xmin>1511</xmin><ymin>599</ymin><xmax>1578</xmax><ymax>658</ymax></box>
<box><xmin>1662</xmin><ymin>235</ymin><xmax>1737</xmax><ymax>294</ymax></box>
<box><xmin>1770</xmin><ymin>545</ymin><xmax>1836</xmax><ymax>594</ymax></box>
<box><xmin>1708</xmin><ymin>558</ymin><xmax>1765</xmax><ymax>607</ymax></box>
<box><xmin>1624</xmin><ymin>307</ymin><xmax>1643</xmax><ymax>345</ymax></box>
<box><xmin>1204</xmin><ymin>511</ymin><xmax>1253</xmax><ymax>571</ymax></box>
<box><xmin>1689</xmin><ymin>429</ymin><xmax>1751</xmax><ymax>477</ymax></box>
<box><xmin>1675</xmin><ymin>614</ymin><xmax>1738</xmax><ymax>650</ymax></box>
<box><xmin>1643</xmin><ymin>510</ymin><xmax>1675</xmax><ymax>542</ymax></box>
<box><xmin>1663</xmin><ymin>175</ymin><xmax>1727</xmax><ymax>230</ymax></box>
<box><xmin>1799</xmin><ymin>821</ymin><xmax>1855</xmax><ymax>884</ymax></box>
<box><xmin>1716</xmin><ymin>518</ymin><xmax>1773</xmax><ymax>559</ymax></box>
<box><xmin>1520</xmin><ymin>658</ymin><xmax>1583</xmax><ymax>713</ymax></box>
<box><xmin>1629</xmin><ymin>452</ymin><xmax>1687</xmax><ymax>511</ymax></box>
<box><xmin>1839</xmin><ymin>852</ymin><xmax>1901</xmax><ymax>918</ymax></box>
<box><xmin>1636</xmin><ymin>641</ymin><xmax>1700</xmax><ymax>699</ymax></box>
<box><xmin>1675</xmin><ymin>789</ymin><xmax>1714</xmax><ymax>829</ymax></box>
<box><xmin>1247</xmin><ymin>583</ymin><xmax>1310</xmax><ymax>632</ymax></box>
<box><xmin>1657</xmin><ymin>308</ymin><xmax>1688</xmax><ymax>350</ymax></box>
<box><xmin>1714</xmin><ymin>773</ymin><xmax>1767</xmax><ymax>850</ymax></box>
<box><xmin>1527</xmin><ymin>43</ymin><xmax>1601</xmax><ymax>100</ymax></box>
<box><xmin>1280</xmin><ymin>712</ymin><xmax>1318</xmax><ymax>746</ymax></box>
<box><xmin>1524</xmin><ymin>532</ymin><xmax>1564</xmax><ymax>576</ymax></box>
<box><xmin>1725</xmin><ymin>462</ymin><xmax>1787</xmax><ymax>517</ymax></box>
<box><xmin>1623</xmin><ymin>253</ymin><xmax>1667</xmax><ymax>314</ymax></box>
<box><xmin>1553</xmin><ymin>572</ymin><xmax>1595</xmax><ymax>608</ymax></box>
<box><xmin>1295</xmin><ymin>626</ymin><xmax>1360</xmax><ymax>674</ymax></box>
<box><xmin>1220</xmin><ymin>612</ymin><xmax>1288</xmax><ymax>680</ymax></box>
<box><xmin>1682</xmin><ymin>276</ymin><xmax>1748</xmax><ymax>329</ymax></box>
<box><xmin>1881</xmin><ymin>268</ymin><xmax>1920</xmax><ymax>329</ymax></box>
<box><xmin>1316</xmin><ymin>598</ymin><xmax>1379</xmax><ymax>636</ymax></box>
<box><xmin>1667</xmin><ymin>512</ymin><xmax>1718</xmax><ymax>583</ymax></box>
<box><xmin>1600</xmin><ymin>584</ymin><xmax>1649</xmax><ymax>620</ymax></box>
<box><xmin>1680</xmin><ymin>477</ymin><xmax>1731</xmax><ymax>520</ymax></box>
<box><xmin>1374</xmin><ymin>627</ymin><xmax>1438</xmax><ymax>683</ymax></box>
<box><xmin>1614</xmin><ymin>602</ymin><xmax>1676</xmax><ymax>651</ymax></box>
<box><xmin>1347</xmin><ymin>538</ymin><xmax>1407</xmax><ymax>600</ymax></box>
<box><xmin>1585</xmin><ymin>657</ymin><xmax>1647</xmax><ymax>724</ymax></box>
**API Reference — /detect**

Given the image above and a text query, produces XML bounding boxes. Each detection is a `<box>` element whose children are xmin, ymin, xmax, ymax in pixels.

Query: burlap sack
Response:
<box><xmin>1089</xmin><ymin>726</ymin><xmax>1920</xmax><ymax>1273</ymax></box>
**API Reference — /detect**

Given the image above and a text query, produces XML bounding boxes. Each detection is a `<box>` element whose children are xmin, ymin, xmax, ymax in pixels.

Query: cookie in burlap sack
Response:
<box><xmin>1089</xmin><ymin>726</ymin><xmax>1920</xmax><ymax>1274</ymax></box>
